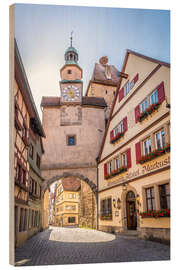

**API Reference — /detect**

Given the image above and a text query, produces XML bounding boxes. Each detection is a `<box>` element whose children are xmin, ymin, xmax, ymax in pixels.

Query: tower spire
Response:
<box><xmin>70</xmin><ymin>31</ymin><xmax>73</xmax><ymax>47</ymax></box>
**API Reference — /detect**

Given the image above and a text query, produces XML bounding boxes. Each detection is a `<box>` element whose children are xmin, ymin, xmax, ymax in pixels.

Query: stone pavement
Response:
<box><xmin>15</xmin><ymin>226</ymin><xmax>170</xmax><ymax>266</ymax></box>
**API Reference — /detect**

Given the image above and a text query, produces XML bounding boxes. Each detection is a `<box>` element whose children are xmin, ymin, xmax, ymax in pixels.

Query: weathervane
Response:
<box><xmin>70</xmin><ymin>31</ymin><xmax>73</xmax><ymax>47</ymax></box>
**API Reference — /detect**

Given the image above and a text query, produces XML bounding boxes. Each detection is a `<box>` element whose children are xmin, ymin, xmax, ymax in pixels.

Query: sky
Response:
<box><xmin>14</xmin><ymin>3</ymin><xmax>170</xmax><ymax>119</ymax></box>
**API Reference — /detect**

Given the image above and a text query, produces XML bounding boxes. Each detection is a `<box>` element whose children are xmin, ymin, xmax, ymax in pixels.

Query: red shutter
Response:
<box><xmin>135</xmin><ymin>142</ymin><xmax>141</xmax><ymax>164</ymax></box>
<box><xmin>118</xmin><ymin>87</ymin><xmax>124</xmax><ymax>102</ymax></box>
<box><xmin>110</xmin><ymin>130</ymin><xmax>114</xmax><ymax>142</ymax></box>
<box><xmin>104</xmin><ymin>163</ymin><xmax>108</xmax><ymax>178</ymax></box>
<box><xmin>123</xmin><ymin>116</ymin><xmax>128</xmax><ymax>132</ymax></box>
<box><xmin>134</xmin><ymin>105</ymin><xmax>140</xmax><ymax>123</ymax></box>
<box><xmin>157</xmin><ymin>81</ymin><xmax>165</xmax><ymax>103</ymax></box>
<box><xmin>133</xmin><ymin>73</ymin><xmax>139</xmax><ymax>84</ymax></box>
<box><xmin>126</xmin><ymin>148</ymin><xmax>131</xmax><ymax>168</ymax></box>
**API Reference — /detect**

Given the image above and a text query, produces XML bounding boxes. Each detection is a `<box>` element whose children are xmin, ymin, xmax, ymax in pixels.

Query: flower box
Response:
<box><xmin>139</xmin><ymin>208</ymin><xmax>170</xmax><ymax>219</ymax></box>
<box><xmin>105</xmin><ymin>166</ymin><xmax>127</xmax><ymax>180</ymax></box>
<box><xmin>138</xmin><ymin>144</ymin><xmax>170</xmax><ymax>164</ymax></box>
<box><xmin>110</xmin><ymin>131</ymin><xmax>125</xmax><ymax>144</ymax></box>
<box><xmin>138</xmin><ymin>103</ymin><xmax>160</xmax><ymax>122</ymax></box>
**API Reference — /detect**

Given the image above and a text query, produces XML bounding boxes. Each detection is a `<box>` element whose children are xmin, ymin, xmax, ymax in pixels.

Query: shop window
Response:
<box><xmin>145</xmin><ymin>187</ymin><xmax>155</xmax><ymax>211</ymax></box>
<box><xmin>159</xmin><ymin>183</ymin><xmax>170</xmax><ymax>209</ymax></box>
<box><xmin>100</xmin><ymin>198</ymin><xmax>112</xmax><ymax>220</ymax></box>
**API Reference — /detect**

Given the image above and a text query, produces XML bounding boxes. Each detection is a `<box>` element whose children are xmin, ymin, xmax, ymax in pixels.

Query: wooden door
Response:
<box><xmin>126</xmin><ymin>201</ymin><xmax>137</xmax><ymax>230</ymax></box>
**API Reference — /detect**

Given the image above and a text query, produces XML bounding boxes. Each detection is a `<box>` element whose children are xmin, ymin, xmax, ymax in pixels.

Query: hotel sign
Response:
<box><xmin>107</xmin><ymin>155</ymin><xmax>170</xmax><ymax>187</ymax></box>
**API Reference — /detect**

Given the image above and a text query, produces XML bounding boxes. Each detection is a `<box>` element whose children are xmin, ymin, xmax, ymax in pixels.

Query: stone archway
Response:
<box><xmin>41</xmin><ymin>172</ymin><xmax>98</xmax><ymax>229</ymax></box>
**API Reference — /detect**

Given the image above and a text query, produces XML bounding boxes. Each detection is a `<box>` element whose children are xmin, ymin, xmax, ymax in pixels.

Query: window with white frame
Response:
<box><xmin>150</xmin><ymin>89</ymin><xmax>158</xmax><ymax>105</ymax></box>
<box><xmin>143</xmin><ymin>137</ymin><xmax>152</xmax><ymax>155</ymax></box>
<box><xmin>124</xmin><ymin>81</ymin><xmax>130</xmax><ymax>96</ymax></box>
<box><xmin>155</xmin><ymin>129</ymin><xmax>166</xmax><ymax>149</ymax></box>
<box><xmin>108</xmin><ymin>161</ymin><xmax>113</xmax><ymax>174</ymax></box>
<box><xmin>119</xmin><ymin>120</ymin><xmax>124</xmax><ymax>133</ymax></box>
<box><xmin>140</xmin><ymin>98</ymin><xmax>149</xmax><ymax>113</ymax></box>
<box><xmin>114</xmin><ymin>157</ymin><xmax>120</xmax><ymax>170</ymax></box>
<box><xmin>121</xmin><ymin>152</ymin><xmax>127</xmax><ymax>167</ymax></box>
<box><xmin>113</xmin><ymin>126</ymin><xmax>119</xmax><ymax>137</ymax></box>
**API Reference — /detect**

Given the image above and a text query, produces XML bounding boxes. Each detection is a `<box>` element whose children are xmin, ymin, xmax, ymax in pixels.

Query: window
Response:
<box><xmin>68</xmin><ymin>193</ymin><xmax>76</xmax><ymax>199</ymax></box>
<box><xmin>100</xmin><ymin>198</ymin><xmax>112</xmax><ymax>219</ymax></box>
<box><xmin>19</xmin><ymin>208</ymin><xmax>24</xmax><ymax>232</ymax></box>
<box><xmin>108</xmin><ymin>161</ymin><xmax>113</xmax><ymax>174</ymax></box>
<box><xmin>159</xmin><ymin>183</ymin><xmax>170</xmax><ymax>209</ymax></box>
<box><xmin>140</xmin><ymin>98</ymin><xmax>149</xmax><ymax>113</ymax></box>
<box><xmin>143</xmin><ymin>137</ymin><xmax>151</xmax><ymax>155</ymax></box>
<box><xmin>67</xmin><ymin>135</ymin><xmax>76</xmax><ymax>146</ymax></box>
<box><xmin>68</xmin><ymin>217</ymin><xmax>75</xmax><ymax>223</ymax></box>
<box><xmin>29</xmin><ymin>209</ymin><xmax>32</xmax><ymax>229</ymax></box>
<box><xmin>155</xmin><ymin>129</ymin><xmax>165</xmax><ymax>149</ymax></box>
<box><xmin>146</xmin><ymin>187</ymin><xmax>155</xmax><ymax>211</ymax></box>
<box><xmin>113</xmin><ymin>120</ymin><xmax>124</xmax><ymax>137</ymax></box>
<box><xmin>105</xmin><ymin>90</ymin><xmax>107</xmax><ymax>94</ymax></box>
<box><xmin>67</xmin><ymin>69</ymin><xmax>72</xmax><ymax>74</ymax></box>
<box><xmin>24</xmin><ymin>209</ymin><xmax>28</xmax><ymax>231</ymax></box>
<box><xmin>22</xmin><ymin>169</ymin><xmax>26</xmax><ymax>185</ymax></box>
<box><xmin>150</xmin><ymin>89</ymin><xmax>158</xmax><ymax>105</ymax></box>
<box><xmin>29</xmin><ymin>143</ymin><xmax>34</xmax><ymax>159</ymax></box>
<box><xmin>115</xmin><ymin>157</ymin><xmax>120</xmax><ymax>170</ymax></box>
<box><xmin>124</xmin><ymin>81</ymin><xmax>130</xmax><ymax>96</ymax></box>
<box><xmin>121</xmin><ymin>152</ymin><xmax>127</xmax><ymax>167</ymax></box>
<box><xmin>36</xmin><ymin>154</ymin><xmax>41</xmax><ymax>169</ymax></box>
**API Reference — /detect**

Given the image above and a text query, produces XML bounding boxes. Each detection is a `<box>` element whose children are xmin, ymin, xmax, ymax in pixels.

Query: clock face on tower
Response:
<box><xmin>61</xmin><ymin>85</ymin><xmax>81</xmax><ymax>102</ymax></box>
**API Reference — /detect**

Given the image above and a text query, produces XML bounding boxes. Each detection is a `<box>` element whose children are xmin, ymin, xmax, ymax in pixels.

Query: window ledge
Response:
<box><xmin>138</xmin><ymin>103</ymin><xmax>160</xmax><ymax>122</ymax></box>
<box><xmin>110</xmin><ymin>131</ymin><xmax>125</xmax><ymax>144</ymax></box>
<box><xmin>105</xmin><ymin>167</ymin><xmax>128</xmax><ymax>180</ymax></box>
<box><xmin>138</xmin><ymin>145</ymin><xmax>170</xmax><ymax>164</ymax></box>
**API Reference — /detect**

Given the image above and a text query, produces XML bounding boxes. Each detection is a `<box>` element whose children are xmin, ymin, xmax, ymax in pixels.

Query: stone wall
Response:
<box><xmin>138</xmin><ymin>227</ymin><xmax>170</xmax><ymax>244</ymax></box>
<box><xmin>79</xmin><ymin>181</ymin><xmax>97</xmax><ymax>229</ymax></box>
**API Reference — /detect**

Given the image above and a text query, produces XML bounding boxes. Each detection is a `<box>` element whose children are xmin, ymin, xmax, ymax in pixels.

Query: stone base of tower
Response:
<box><xmin>79</xmin><ymin>181</ymin><xmax>97</xmax><ymax>229</ymax></box>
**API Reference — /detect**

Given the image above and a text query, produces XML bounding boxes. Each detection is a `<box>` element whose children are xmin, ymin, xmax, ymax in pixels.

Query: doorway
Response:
<box><xmin>126</xmin><ymin>191</ymin><xmax>137</xmax><ymax>230</ymax></box>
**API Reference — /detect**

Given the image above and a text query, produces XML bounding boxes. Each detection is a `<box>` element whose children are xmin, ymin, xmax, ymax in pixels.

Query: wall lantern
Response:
<box><xmin>113</xmin><ymin>198</ymin><xmax>121</xmax><ymax>209</ymax></box>
<box><xmin>136</xmin><ymin>194</ymin><xmax>141</xmax><ymax>207</ymax></box>
<box><xmin>122</xmin><ymin>183</ymin><xmax>127</xmax><ymax>191</ymax></box>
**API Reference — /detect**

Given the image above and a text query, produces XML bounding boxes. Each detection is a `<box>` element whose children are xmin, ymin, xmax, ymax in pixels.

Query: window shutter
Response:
<box><xmin>110</xmin><ymin>130</ymin><xmax>114</xmax><ymax>141</ymax></box>
<box><xmin>134</xmin><ymin>105</ymin><xmax>140</xmax><ymax>123</ymax></box>
<box><xmin>133</xmin><ymin>73</ymin><xmax>139</xmax><ymax>84</ymax></box>
<box><xmin>126</xmin><ymin>148</ymin><xmax>132</xmax><ymax>168</ymax></box>
<box><xmin>118</xmin><ymin>87</ymin><xmax>124</xmax><ymax>102</ymax></box>
<box><xmin>135</xmin><ymin>142</ymin><xmax>141</xmax><ymax>164</ymax></box>
<box><xmin>123</xmin><ymin>116</ymin><xmax>128</xmax><ymax>132</ymax></box>
<box><xmin>104</xmin><ymin>163</ymin><xmax>108</xmax><ymax>178</ymax></box>
<box><xmin>157</xmin><ymin>81</ymin><xmax>165</xmax><ymax>103</ymax></box>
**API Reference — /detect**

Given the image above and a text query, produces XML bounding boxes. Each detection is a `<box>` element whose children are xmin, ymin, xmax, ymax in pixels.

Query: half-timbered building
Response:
<box><xmin>97</xmin><ymin>50</ymin><xmax>170</xmax><ymax>243</ymax></box>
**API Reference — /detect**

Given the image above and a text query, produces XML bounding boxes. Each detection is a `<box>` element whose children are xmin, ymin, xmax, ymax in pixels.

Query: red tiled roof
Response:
<box><xmin>41</xmin><ymin>96</ymin><xmax>107</xmax><ymax>108</ymax></box>
<box><xmin>61</xmin><ymin>177</ymin><xmax>81</xmax><ymax>191</ymax></box>
<box><xmin>91</xmin><ymin>63</ymin><xmax>120</xmax><ymax>85</ymax></box>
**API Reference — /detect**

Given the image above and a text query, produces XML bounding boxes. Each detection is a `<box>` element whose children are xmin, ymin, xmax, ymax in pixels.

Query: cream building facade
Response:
<box><xmin>98</xmin><ymin>50</ymin><xmax>170</xmax><ymax>243</ymax></box>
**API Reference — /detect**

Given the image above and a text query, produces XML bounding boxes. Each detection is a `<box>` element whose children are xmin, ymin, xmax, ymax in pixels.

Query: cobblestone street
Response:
<box><xmin>15</xmin><ymin>226</ymin><xmax>170</xmax><ymax>266</ymax></box>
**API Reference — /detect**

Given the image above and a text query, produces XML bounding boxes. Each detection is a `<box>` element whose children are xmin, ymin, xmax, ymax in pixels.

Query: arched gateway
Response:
<box><xmin>40</xmin><ymin>38</ymin><xmax>106</xmax><ymax>230</ymax></box>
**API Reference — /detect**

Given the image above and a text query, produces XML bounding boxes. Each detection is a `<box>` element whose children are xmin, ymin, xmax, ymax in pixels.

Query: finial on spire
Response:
<box><xmin>70</xmin><ymin>31</ymin><xmax>73</xmax><ymax>47</ymax></box>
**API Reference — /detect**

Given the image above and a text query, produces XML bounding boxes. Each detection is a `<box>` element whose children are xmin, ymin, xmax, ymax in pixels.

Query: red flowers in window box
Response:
<box><xmin>139</xmin><ymin>208</ymin><xmax>170</xmax><ymax>218</ymax></box>
<box><xmin>138</xmin><ymin>144</ymin><xmax>170</xmax><ymax>164</ymax></box>
<box><xmin>105</xmin><ymin>166</ymin><xmax>127</xmax><ymax>179</ymax></box>
<box><xmin>110</xmin><ymin>131</ymin><xmax>125</xmax><ymax>144</ymax></box>
<box><xmin>138</xmin><ymin>103</ymin><xmax>160</xmax><ymax>122</ymax></box>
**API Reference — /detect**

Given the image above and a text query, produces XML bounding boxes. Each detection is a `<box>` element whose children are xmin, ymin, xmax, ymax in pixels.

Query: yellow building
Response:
<box><xmin>54</xmin><ymin>177</ymin><xmax>80</xmax><ymax>227</ymax></box>
<box><xmin>97</xmin><ymin>50</ymin><xmax>170</xmax><ymax>243</ymax></box>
